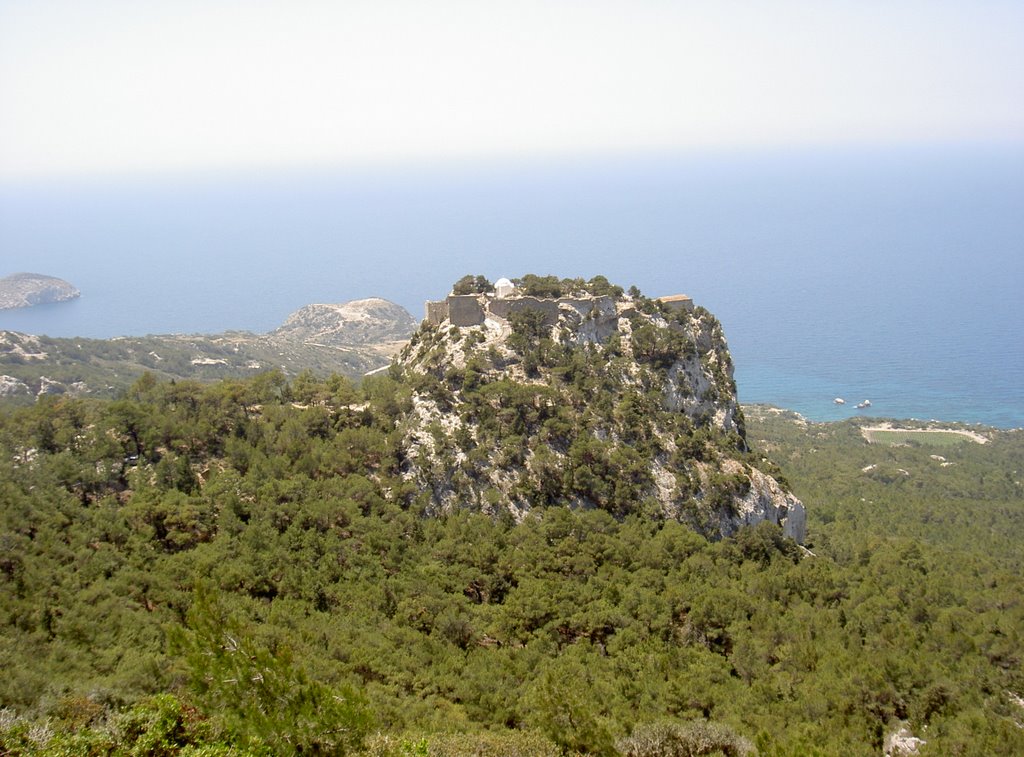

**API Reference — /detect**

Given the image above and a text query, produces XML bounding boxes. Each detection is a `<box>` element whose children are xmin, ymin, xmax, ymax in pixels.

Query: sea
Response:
<box><xmin>1</xmin><ymin>144</ymin><xmax>1022</xmax><ymax>428</ymax></box>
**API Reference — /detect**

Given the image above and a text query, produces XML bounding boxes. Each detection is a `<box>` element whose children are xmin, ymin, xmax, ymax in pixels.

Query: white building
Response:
<box><xmin>494</xmin><ymin>277</ymin><xmax>516</xmax><ymax>298</ymax></box>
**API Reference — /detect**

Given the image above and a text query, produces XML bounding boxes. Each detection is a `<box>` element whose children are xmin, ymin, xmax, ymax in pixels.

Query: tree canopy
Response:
<box><xmin>0</xmin><ymin>373</ymin><xmax>1021</xmax><ymax>755</ymax></box>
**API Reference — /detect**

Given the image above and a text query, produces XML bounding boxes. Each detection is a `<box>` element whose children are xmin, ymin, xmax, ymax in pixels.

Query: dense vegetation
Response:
<box><xmin>0</xmin><ymin>368</ymin><xmax>1021</xmax><ymax>754</ymax></box>
<box><xmin>511</xmin><ymin>275</ymin><xmax>625</xmax><ymax>299</ymax></box>
<box><xmin>451</xmin><ymin>274</ymin><xmax>626</xmax><ymax>300</ymax></box>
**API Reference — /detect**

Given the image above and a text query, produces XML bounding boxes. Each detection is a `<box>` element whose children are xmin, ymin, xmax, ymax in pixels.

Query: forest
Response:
<box><xmin>0</xmin><ymin>367</ymin><xmax>1022</xmax><ymax>755</ymax></box>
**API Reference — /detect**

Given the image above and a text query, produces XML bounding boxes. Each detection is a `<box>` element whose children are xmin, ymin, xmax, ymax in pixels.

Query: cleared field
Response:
<box><xmin>862</xmin><ymin>427</ymin><xmax>986</xmax><ymax>446</ymax></box>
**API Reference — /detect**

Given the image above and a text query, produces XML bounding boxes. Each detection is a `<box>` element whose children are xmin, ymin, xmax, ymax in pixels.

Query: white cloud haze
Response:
<box><xmin>1</xmin><ymin>0</ymin><xmax>1022</xmax><ymax>178</ymax></box>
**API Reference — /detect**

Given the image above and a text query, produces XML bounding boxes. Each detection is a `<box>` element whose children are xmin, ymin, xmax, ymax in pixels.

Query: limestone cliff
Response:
<box><xmin>396</xmin><ymin>277</ymin><xmax>805</xmax><ymax>542</ymax></box>
<box><xmin>0</xmin><ymin>273</ymin><xmax>80</xmax><ymax>310</ymax></box>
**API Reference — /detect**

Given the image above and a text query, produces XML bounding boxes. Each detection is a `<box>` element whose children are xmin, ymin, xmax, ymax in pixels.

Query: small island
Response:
<box><xmin>0</xmin><ymin>272</ymin><xmax>80</xmax><ymax>310</ymax></box>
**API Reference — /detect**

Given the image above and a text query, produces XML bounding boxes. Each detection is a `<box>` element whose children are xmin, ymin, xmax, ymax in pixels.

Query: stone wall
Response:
<box><xmin>429</xmin><ymin>292</ymin><xmax>623</xmax><ymax>330</ymax></box>
<box><xmin>485</xmin><ymin>298</ymin><xmax>510</xmax><ymax>320</ymax></box>
<box><xmin>487</xmin><ymin>296</ymin><xmax>560</xmax><ymax>326</ymax></box>
<box><xmin>425</xmin><ymin>300</ymin><xmax>448</xmax><ymax>325</ymax></box>
<box><xmin>447</xmin><ymin>295</ymin><xmax>485</xmax><ymax>327</ymax></box>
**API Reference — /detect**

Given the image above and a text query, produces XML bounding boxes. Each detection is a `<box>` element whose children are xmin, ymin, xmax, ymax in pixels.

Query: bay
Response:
<box><xmin>1</xmin><ymin>144</ymin><xmax>1021</xmax><ymax>427</ymax></box>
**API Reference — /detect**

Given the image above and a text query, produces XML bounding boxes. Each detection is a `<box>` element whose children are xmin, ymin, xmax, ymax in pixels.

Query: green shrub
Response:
<box><xmin>435</xmin><ymin>731</ymin><xmax>559</xmax><ymax>756</ymax></box>
<box><xmin>171</xmin><ymin>586</ymin><xmax>372</xmax><ymax>755</ymax></box>
<box><xmin>616</xmin><ymin>720</ymin><xmax>753</xmax><ymax>757</ymax></box>
<box><xmin>452</xmin><ymin>275</ymin><xmax>493</xmax><ymax>295</ymax></box>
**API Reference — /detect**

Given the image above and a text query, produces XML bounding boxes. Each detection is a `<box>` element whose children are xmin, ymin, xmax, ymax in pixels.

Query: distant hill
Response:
<box><xmin>270</xmin><ymin>297</ymin><xmax>417</xmax><ymax>346</ymax></box>
<box><xmin>0</xmin><ymin>297</ymin><xmax>416</xmax><ymax>402</ymax></box>
<box><xmin>0</xmin><ymin>272</ymin><xmax>80</xmax><ymax>310</ymax></box>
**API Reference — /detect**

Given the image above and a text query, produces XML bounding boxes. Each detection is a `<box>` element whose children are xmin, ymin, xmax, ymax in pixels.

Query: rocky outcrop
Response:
<box><xmin>397</xmin><ymin>281</ymin><xmax>805</xmax><ymax>542</ymax></box>
<box><xmin>0</xmin><ymin>273</ymin><xmax>80</xmax><ymax>310</ymax></box>
<box><xmin>0</xmin><ymin>372</ymin><xmax>88</xmax><ymax>399</ymax></box>
<box><xmin>554</xmin><ymin>296</ymin><xmax>619</xmax><ymax>344</ymax></box>
<box><xmin>271</xmin><ymin>298</ymin><xmax>416</xmax><ymax>347</ymax></box>
<box><xmin>0</xmin><ymin>375</ymin><xmax>30</xmax><ymax>397</ymax></box>
<box><xmin>884</xmin><ymin>724</ymin><xmax>926</xmax><ymax>756</ymax></box>
<box><xmin>705</xmin><ymin>459</ymin><xmax>806</xmax><ymax>541</ymax></box>
<box><xmin>0</xmin><ymin>331</ymin><xmax>48</xmax><ymax>361</ymax></box>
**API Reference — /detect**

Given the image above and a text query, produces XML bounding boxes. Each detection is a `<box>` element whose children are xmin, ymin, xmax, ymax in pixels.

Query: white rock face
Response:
<box><xmin>0</xmin><ymin>331</ymin><xmax>48</xmax><ymax>360</ymax></box>
<box><xmin>664</xmin><ymin>342</ymin><xmax>740</xmax><ymax>435</ymax></box>
<box><xmin>884</xmin><ymin>725</ymin><xmax>926</xmax><ymax>756</ymax></box>
<box><xmin>0</xmin><ymin>375</ymin><xmax>30</xmax><ymax>397</ymax></box>
<box><xmin>37</xmin><ymin>376</ymin><xmax>64</xmax><ymax>396</ymax></box>
<box><xmin>719</xmin><ymin>460</ymin><xmax>806</xmax><ymax>542</ymax></box>
<box><xmin>558</xmin><ymin>296</ymin><xmax>620</xmax><ymax>345</ymax></box>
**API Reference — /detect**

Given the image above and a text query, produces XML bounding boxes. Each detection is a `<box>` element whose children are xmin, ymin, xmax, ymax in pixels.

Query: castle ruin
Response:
<box><xmin>425</xmin><ymin>289</ymin><xmax>565</xmax><ymax>328</ymax></box>
<box><xmin>424</xmin><ymin>281</ymin><xmax>694</xmax><ymax>329</ymax></box>
<box><xmin>655</xmin><ymin>294</ymin><xmax>694</xmax><ymax>312</ymax></box>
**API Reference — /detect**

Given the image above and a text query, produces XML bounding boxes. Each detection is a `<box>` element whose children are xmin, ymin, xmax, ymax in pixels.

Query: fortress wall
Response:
<box><xmin>476</xmin><ymin>294</ymin><xmax>623</xmax><ymax>328</ymax></box>
<box><xmin>487</xmin><ymin>297</ymin><xmax>560</xmax><ymax>325</ymax></box>
<box><xmin>486</xmin><ymin>298</ymin><xmax>512</xmax><ymax>319</ymax></box>
<box><xmin>503</xmin><ymin>297</ymin><xmax>561</xmax><ymax>326</ymax></box>
<box><xmin>447</xmin><ymin>295</ymin><xmax>485</xmax><ymax>326</ymax></box>
<box><xmin>425</xmin><ymin>300</ymin><xmax>448</xmax><ymax>325</ymax></box>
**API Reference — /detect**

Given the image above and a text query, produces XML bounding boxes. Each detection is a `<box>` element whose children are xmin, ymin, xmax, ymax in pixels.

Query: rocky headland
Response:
<box><xmin>271</xmin><ymin>297</ymin><xmax>417</xmax><ymax>347</ymax></box>
<box><xmin>0</xmin><ymin>273</ymin><xmax>80</xmax><ymax>310</ymax></box>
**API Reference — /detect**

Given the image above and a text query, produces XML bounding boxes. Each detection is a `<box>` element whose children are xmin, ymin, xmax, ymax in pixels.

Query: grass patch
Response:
<box><xmin>864</xmin><ymin>429</ymin><xmax>976</xmax><ymax>447</ymax></box>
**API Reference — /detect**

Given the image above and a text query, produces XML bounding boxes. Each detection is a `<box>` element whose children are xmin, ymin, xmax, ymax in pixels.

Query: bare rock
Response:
<box><xmin>271</xmin><ymin>298</ymin><xmax>416</xmax><ymax>347</ymax></box>
<box><xmin>0</xmin><ymin>375</ymin><xmax>30</xmax><ymax>397</ymax></box>
<box><xmin>716</xmin><ymin>459</ymin><xmax>806</xmax><ymax>542</ymax></box>
<box><xmin>37</xmin><ymin>376</ymin><xmax>65</xmax><ymax>397</ymax></box>
<box><xmin>0</xmin><ymin>273</ymin><xmax>80</xmax><ymax>310</ymax></box>
<box><xmin>884</xmin><ymin>724</ymin><xmax>926</xmax><ymax>756</ymax></box>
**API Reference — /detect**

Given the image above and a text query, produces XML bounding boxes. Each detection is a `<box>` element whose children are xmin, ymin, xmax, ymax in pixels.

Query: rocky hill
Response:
<box><xmin>0</xmin><ymin>298</ymin><xmax>416</xmax><ymax>402</ymax></box>
<box><xmin>0</xmin><ymin>272</ymin><xmax>80</xmax><ymax>310</ymax></box>
<box><xmin>397</xmin><ymin>275</ymin><xmax>805</xmax><ymax>541</ymax></box>
<box><xmin>270</xmin><ymin>297</ymin><xmax>417</xmax><ymax>346</ymax></box>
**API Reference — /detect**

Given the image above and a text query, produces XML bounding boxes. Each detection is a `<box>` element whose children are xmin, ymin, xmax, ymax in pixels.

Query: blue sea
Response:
<box><xmin>1</xmin><ymin>144</ymin><xmax>1022</xmax><ymax>428</ymax></box>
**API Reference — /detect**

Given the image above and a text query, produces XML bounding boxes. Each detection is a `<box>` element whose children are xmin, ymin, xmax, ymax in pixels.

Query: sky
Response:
<box><xmin>1</xmin><ymin>0</ymin><xmax>1023</xmax><ymax>180</ymax></box>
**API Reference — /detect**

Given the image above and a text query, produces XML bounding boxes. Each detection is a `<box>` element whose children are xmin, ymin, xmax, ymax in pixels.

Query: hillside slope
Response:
<box><xmin>1</xmin><ymin>347</ymin><xmax>1020</xmax><ymax>754</ymax></box>
<box><xmin>0</xmin><ymin>298</ymin><xmax>416</xmax><ymax>402</ymax></box>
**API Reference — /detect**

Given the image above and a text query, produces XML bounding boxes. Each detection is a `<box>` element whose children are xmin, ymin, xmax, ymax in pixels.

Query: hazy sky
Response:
<box><xmin>2</xmin><ymin>0</ymin><xmax>1022</xmax><ymax>179</ymax></box>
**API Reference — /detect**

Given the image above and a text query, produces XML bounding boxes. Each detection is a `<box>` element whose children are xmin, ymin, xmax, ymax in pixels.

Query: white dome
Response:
<box><xmin>494</xmin><ymin>277</ymin><xmax>516</xmax><ymax>299</ymax></box>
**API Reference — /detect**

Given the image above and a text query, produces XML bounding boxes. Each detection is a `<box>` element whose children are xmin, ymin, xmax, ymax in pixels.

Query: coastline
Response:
<box><xmin>741</xmin><ymin>404</ymin><xmax>1016</xmax><ymax>436</ymax></box>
